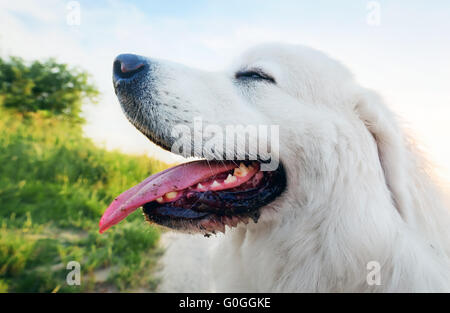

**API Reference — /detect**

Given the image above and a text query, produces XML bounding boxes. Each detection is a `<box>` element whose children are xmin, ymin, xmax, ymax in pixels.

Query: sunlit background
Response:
<box><xmin>1</xmin><ymin>0</ymin><xmax>449</xmax><ymax>186</ymax></box>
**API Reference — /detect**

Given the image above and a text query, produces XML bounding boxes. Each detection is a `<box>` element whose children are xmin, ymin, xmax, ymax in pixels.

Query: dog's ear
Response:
<box><xmin>354</xmin><ymin>90</ymin><xmax>413</xmax><ymax>222</ymax></box>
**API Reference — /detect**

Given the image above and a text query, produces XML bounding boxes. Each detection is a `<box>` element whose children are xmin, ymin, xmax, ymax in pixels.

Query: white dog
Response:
<box><xmin>101</xmin><ymin>43</ymin><xmax>450</xmax><ymax>292</ymax></box>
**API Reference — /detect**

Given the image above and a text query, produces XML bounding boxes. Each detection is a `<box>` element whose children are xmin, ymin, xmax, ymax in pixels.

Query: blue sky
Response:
<box><xmin>1</xmin><ymin>0</ymin><xmax>450</xmax><ymax>183</ymax></box>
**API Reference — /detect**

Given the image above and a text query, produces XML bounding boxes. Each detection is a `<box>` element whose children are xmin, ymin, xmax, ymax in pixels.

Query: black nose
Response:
<box><xmin>113</xmin><ymin>54</ymin><xmax>147</xmax><ymax>79</ymax></box>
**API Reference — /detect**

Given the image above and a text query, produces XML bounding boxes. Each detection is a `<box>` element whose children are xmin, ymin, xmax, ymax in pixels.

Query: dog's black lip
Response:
<box><xmin>142</xmin><ymin>162</ymin><xmax>287</xmax><ymax>233</ymax></box>
<box><xmin>137</xmin><ymin>134</ymin><xmax>287</xmax><ymax>223</ymax></box>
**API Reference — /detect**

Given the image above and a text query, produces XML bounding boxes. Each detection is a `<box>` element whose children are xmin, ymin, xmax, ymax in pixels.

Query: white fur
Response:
<box><xmin>130</xmin><ymin>44</ymin><xmax>450</xmax><ymax>292</ymax></box>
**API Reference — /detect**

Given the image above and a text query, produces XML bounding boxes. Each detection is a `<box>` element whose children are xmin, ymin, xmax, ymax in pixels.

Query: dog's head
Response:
<box><xmin>100</xmin><ymin>43</ymin><xmax>410</xmax><ymax>235</ymax></box>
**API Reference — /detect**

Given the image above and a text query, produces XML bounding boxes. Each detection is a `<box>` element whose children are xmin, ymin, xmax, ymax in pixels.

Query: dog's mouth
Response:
<box><xmin>102</xmin><ymin>54</ymin><xmax>287</xmax><ymax>235</ymax></box>
<box><xmin>99</xmin><ymin>160</ymin><xmax>286</xmax><ymax>235</ymax></box>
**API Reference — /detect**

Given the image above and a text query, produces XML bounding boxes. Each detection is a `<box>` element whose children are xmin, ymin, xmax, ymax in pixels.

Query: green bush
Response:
<box><xmin>0</xmin><ymin>57</ymin><xmax>98</xmax><ymax>122</ymax></box>
<box><xmin>0</xmin><ymin>57</ymin><xmax>168</xmax><ymax>292</ymax></box>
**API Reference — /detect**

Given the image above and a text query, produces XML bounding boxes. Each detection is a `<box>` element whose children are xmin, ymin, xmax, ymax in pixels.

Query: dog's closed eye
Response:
<box><xmin>235</xmin><ymin>69</ymin><xmax>275</xmax><ymax>84</ymax></box>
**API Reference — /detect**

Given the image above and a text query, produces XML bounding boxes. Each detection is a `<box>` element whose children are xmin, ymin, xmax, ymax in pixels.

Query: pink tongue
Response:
<box><xmin>99</xmin><ymin>160</ymin><xmax>237</xmax><ymax>233</ymax></box>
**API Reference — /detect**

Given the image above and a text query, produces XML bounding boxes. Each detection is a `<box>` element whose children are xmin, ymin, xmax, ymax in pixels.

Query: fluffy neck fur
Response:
<box><xmin>213</xmin><ymin>113</ymin><xmax>450</xmax><ymax>292</ymax></box>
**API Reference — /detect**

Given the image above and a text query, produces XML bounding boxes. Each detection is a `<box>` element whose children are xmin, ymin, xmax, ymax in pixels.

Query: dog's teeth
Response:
<box><xmin>233</xmin><ymin>168</ymin><xmax>246</xmax><ymax>177</ymax></box>
<box><xmin>224</xmin><ymin>174</ymin><xmax>237</xmax><ymax>184</ymax></box>
<box><xmin>165</xmin><ymin>191</ymin><xmax>178</xmax><ymax>200</ymax></box>
<box><xmin>211</xmin><ymin>180</ymin><xmax>221</xmax><ymax>188</ymax></box>
<box><xmin>197</xmin><ymin>183</ymin><xmax>205</xmax><ymax>190</ymax></box>
<box><xmin>156</xmin><ymin>197</ymin><xmax>164</xmax><ymax>203</ymax></box>
<box><xmin>234</xmin><ymin>163</ymin><xmax>249</xmax><ymax>177</ymax></box>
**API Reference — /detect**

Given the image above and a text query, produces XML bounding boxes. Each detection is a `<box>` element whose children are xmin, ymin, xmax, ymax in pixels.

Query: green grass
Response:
<box><xmin>0</xmin><ymin>108</ymin><xmax>168</xmax><ymax>292</ymax></box>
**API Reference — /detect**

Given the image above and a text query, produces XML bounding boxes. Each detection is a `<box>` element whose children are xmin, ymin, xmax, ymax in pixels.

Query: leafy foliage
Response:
<box><xmin>0</xmin><ymin>57</ymin><xmax>167</xmax><ymax>292</ymax></box>
<box><xmin>0</xmin><ymin>57</ymin><xmax>98</xmax><ymax>122</ymax></box>
<box><xmin>0</xmin><ymin>108</ymin><xmax>167</xmax><ymax>292</ymax></box>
